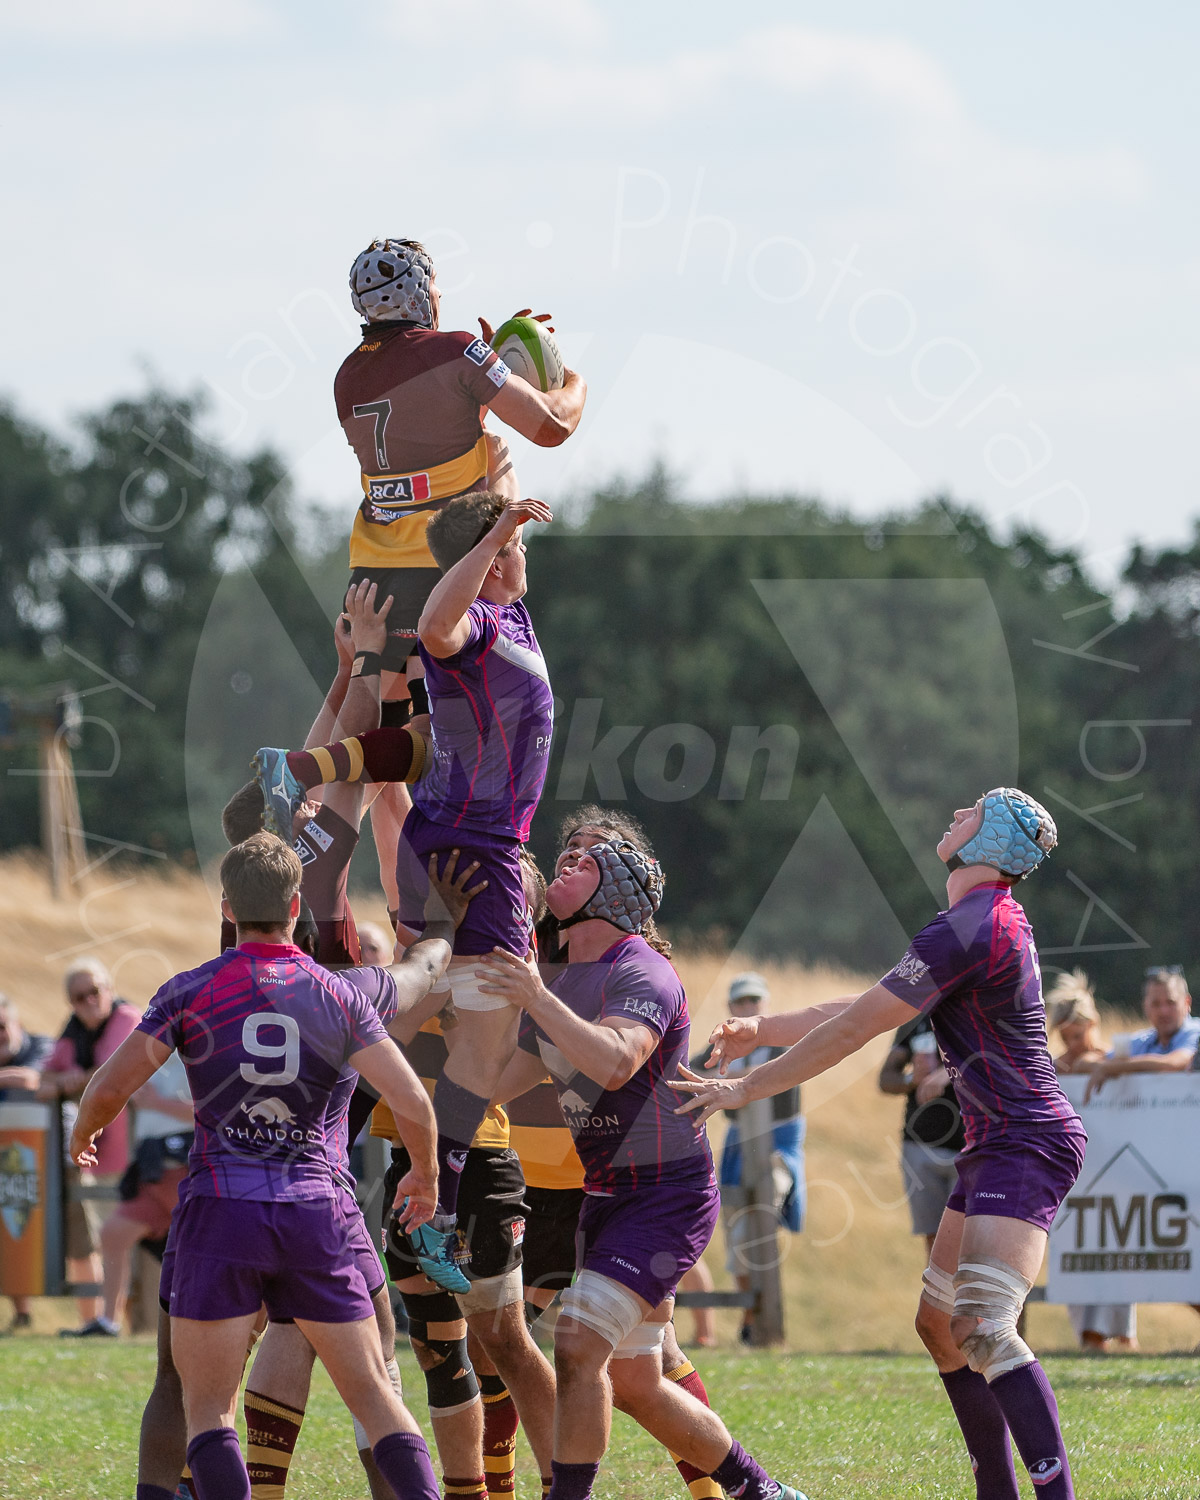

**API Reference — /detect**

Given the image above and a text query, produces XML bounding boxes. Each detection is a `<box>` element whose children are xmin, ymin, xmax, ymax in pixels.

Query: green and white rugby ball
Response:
<box><xmin>491</xmin><ymin>316</ymin><xmax>564</xmax><ymax>392</ymax></box>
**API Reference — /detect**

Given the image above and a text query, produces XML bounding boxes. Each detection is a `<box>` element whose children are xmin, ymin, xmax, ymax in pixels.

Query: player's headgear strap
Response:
<box><xmin>349</xmin><ymin>239</ymin><xmax>435</xmax><ymax>326</ymax></box>
<box><xmin>946</xmin><ymin>787</ymin><xmax>1058</xmax><ymax>880</ymax></box>
<box><xmin>557</xmin><ymin>838</ymin><xmax>664</xmax><ymax>935</ymax></box>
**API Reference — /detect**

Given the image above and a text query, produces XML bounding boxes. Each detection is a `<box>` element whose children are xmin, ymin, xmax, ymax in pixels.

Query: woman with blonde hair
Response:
<box><xmin>1045</xmin><ymin>971</ymin><xmax>1105</xmax><ymax>1075</ymax></box>
<box><xmin>1045</xmin><ymin>969</ymin><xmax>1137</xmax><ymax>1353</ymax></box>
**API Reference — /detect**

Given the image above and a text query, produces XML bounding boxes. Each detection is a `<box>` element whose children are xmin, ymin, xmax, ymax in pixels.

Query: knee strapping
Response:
<box><xmin>459</xmin><ymin>1267</ymin><xmax>523</xmax><ymax>1316</ymax></box>
<box><xmin>404</xmin><ymin>1291</ymin><xmax>480</xmax><ymax>1414</ymax></box>
<box><xmin>559</xmin><ymin>1271</ymin><xmax>647</xmax><ymax>1352</ymax></box>
<box><xmin>921</xmin><ymin>1261</ymin><xmax>957</xmax><ymax>1314</ymax></box>
<box><xmin>953</xmin><ymin>1256</ymin><xmax>1034</xmax><ymax>1382</ymax></box>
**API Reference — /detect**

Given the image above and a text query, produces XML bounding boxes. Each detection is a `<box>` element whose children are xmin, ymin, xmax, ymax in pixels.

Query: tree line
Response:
<box><xmin>2</xmin><ymin>389</ymin><xmax>1197</xmax><ymax>1007</ymax></box>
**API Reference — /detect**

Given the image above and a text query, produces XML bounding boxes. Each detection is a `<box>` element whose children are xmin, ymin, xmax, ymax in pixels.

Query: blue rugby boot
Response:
<box><xmin>407</xmin><ymin>1208</ymin><xmax>471</xmax><ymax>1294</ymax></box>
<box><xmin>252</xmin><ymin>747</ymin><xmax>305</xmax><ymax>840</ymax></box>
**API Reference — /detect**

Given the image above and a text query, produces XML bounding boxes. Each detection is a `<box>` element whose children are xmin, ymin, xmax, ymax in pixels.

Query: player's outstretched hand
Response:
<box><xmin>343</xmin><ymin>577</ymin><xmax>394</xmax><ymax>657</ymax></box>
<box><xmin>392</xmin><ymin>1168</ymin><xmax>438</xmax><ymax>1231</ymax></box>
<box><xmin>425</xmin><ymin>850</ymin><xmax>488</xmax><ymax>931</ymax></box>
<box><xmin>478</xmin><ymin>309</ymin><xmax>555</xmax><ymax>344</ymax></box>
<box><xmin>485</xmin><ymin>497</ymin><xmax>553</xmax><ymax>552</ymax></box>
<box><xmin>475</xmin><ymin>948</ymin><xmax>545</xmax><ymax>1011</ymax></box>
<box><xmin>669</xmin><ymin>1065</ymin><xmax>747</xmax><ymax>1127</ymax></box>
<box><xmin>705</xmin><ymin>1016</ymin><xmax>762</xmax><ymax>1074</ymax></box>
<box><xmin>69</xmin><ymin>1126</ymin><xmax>100</xmax><ymax>1169</ymax></box>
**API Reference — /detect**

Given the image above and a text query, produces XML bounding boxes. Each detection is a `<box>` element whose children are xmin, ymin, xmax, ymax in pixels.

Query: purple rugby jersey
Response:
<box><xmin>137</xmin><ymin>943</ymin><xmax>394</xmax><ymax>1202</ymax></box>
<box><xmin>879</xmin><ymin>882</ymin><xmax>1081</xmax><ymax>1149</ymax></box>
<box><xmin>415</xmin><ymin>597</ymin><xmax>553</xmax><ymax>842</ymax></box>
<box><xmin>518</xmin><ymin>935</ymin><xmax>715</xmax><ymax>1196</ymax></box>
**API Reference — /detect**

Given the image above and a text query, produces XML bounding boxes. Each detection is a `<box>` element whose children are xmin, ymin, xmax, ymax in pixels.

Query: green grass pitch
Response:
<box><xmin>2</xmin><ymin>1342</ymin><xmax>1198</xmax><ymax>1497</ymax></box>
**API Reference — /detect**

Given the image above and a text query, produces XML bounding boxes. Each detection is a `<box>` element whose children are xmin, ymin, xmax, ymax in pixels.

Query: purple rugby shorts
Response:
<box><xmin>168</xmin><ymin>1195</ymin><xmax>375</xmax><ymax>1324</ymax></box>
<box><xmin>396</xmin><ymin>808</ymin><xmax>532</xmax><ymax>957</ymax></box>
<box><xmin>578</xmin><ymin>1173</ymin><xmax>720</xmax><ymax>1311</ymax></box>
<box><xmin>946</xmin><ymin>1128</ymin><xmax>1087</xmax><ymax>1233</ymax></box>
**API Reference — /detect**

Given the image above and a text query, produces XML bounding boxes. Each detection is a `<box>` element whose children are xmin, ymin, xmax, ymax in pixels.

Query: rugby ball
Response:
<box><xmin>491</xmin><ymin>316</ymin><xmax>564</xmax><ymax>392</ymax></box>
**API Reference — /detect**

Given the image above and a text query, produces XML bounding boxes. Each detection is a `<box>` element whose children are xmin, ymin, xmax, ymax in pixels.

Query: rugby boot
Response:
<box><xmin>252</xmin><ymin>747</ymin><xmax>305</xmax><ymax>839</ymax></box>
<box><xmin>407</xmin><ymin>1207</ymin><xmax>471</xmax><ymax>1294</ymax></box>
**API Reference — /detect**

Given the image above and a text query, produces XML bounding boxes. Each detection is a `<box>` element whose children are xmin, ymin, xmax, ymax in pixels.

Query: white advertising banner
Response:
<box><xmin>1046</xmin><ymin>1074</ymin><xmax>1200</xmax><ymax>1304</ymax></box>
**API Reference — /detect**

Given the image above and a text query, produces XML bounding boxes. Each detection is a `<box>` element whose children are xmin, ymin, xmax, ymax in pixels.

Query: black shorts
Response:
<box><xmin>349</xmin><ymin>566</ymin><xmax>441</xmax><ymax>672</ymax></box>
<box><xmin>521</xmin><ymin>1185</ymin><xmax>585</xmax><ymax>1296</ymax></box>
<box><xmin>384</xmin><ymin>1146</ymin><xmax>527</xmax><ymax>1284</ymax></box>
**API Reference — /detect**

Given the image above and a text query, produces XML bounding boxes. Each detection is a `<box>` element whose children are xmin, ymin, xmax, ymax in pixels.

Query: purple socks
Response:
<box><xmin>710</xmin><ymin>1440</ymin><xmax>783</xmax><ymax>1500</ymax></box>
<box><xmin>432</xmin><ymin>1076</ymin><xmax>489</xmax><ymax>1216</ymax></box>
<box><xmin>989</xmin><ymin>1362</ymin><xmax>1074</xmax><ymax>1499</ymax></box>
<box><xmin>939</xmin><ymin>1366</ymin><xmax>1020</xmax><ymax>1499</ymax></box>
<box><xmin>135</xmin><ymin>1487</ymin><xmax>177</xmax><ymax>1500</ymax></box>
<box><xmin>372</xmin><ymin>1430</ymin><xmax>440</xmax><ymax>1500</ymax></box>
<box><xmin>185</xmin><ymin>1429</ymin><xmax>249</xmax><ymax>1500</ymax></box>
<box><xmin>548</xmin><ymin>1460</ymin><xmax>601</xmax><ymax>1500</ymax></box>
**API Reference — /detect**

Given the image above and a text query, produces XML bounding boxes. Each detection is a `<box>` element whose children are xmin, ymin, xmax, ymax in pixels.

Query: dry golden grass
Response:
<box><xmin>4</xmin><ymin>854</ymin><xmax>1195</xmax><ymax>1354</ymax></box>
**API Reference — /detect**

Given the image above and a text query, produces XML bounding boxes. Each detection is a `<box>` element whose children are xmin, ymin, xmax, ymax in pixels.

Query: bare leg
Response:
<box><xmin>172</xmin><ymin>1312</ymin><xmax>263</xmax><ymax>1438</ymax></box>
<box><xmin>468</xmin><ymin>1299</ymin><xmax>556</xmax><ymax>1476</ymax></box>
<box><xmin>292</xmin><ymin>1314</ymin><xmax>422</xmax><ymax>1447</ymax></box>
<box><xmin>138</xmin><ymin>1308</ymin><xmax>188</xmax><ymax>1494</ymax></box>
<box><xmin>551</xmin><ymin>1318</ymin><xmax>614</xmax><ymax>1463</ymax></box>
<box><xmin>677</xmin><ymin>1263</ymin><xmax>716</xmax><ymax>1347</ymax></box>
<box><xmin>100</xmin><ymin>1212</ymin><xmax>149</xmax><ymax>1328</ymax></box>
<box><xmin>66</xmin><ymin>1253</ymin><xmax>101</xmax><ymax>1323</ymax></box>
<box><xmin>398</xmin><ymin>1272</ymin><xmax>484</xmax><ymax>1485</ymax></box>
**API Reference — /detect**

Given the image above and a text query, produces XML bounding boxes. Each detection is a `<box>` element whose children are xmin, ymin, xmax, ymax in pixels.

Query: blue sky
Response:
<box><xmin>2</xmin><ymin>1</ymin><xmax>1197</xmax><ymax>575</ymax></box>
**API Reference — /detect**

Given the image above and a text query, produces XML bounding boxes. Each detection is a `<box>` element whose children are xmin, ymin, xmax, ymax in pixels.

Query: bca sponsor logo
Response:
<box><xmin>463</xmin><ymin>338</ymin><xmax>491</xmax><ymax>366</ymax></box>
<box><xmin>366</xmin><ymin>473</ymin><xmax>432</xmax><ymax>506</ymax></box>
<box><xmin>892</xmin><ymin>952</ymin><xmax>930</xmax><ymax>985</ymax></box>
<box><xmin>293</xmin><ymin>836</ymin><xmax>318</xmax><ymax>868</ymax></box>
<box><xmin>486</xmin><ymin>359</ymin><xmax>509</xmax><ymax>388</ymax></box>
<box><xmin>511</xmin><ymin>1217</ymin><xmax>525</xmax><ymax>1246</ymax></box>
<box><xmin>1029</xmin><ymin>1457</ymin><xmax>1062</xmax><ymax>1486</ymax></box>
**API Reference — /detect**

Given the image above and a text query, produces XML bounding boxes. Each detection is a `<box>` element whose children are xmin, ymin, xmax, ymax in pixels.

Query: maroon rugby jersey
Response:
<box><xmin>335</xmin><ymin>323</ymin><xmax>510</xmax><ymax>569</ymax></box>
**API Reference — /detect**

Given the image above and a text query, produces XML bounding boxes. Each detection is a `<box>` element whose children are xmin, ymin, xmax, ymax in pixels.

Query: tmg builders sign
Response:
<box><xmin>1047</xmin><ymin>1075</ymin><xmax>1200</xmax><ymax>1303</ymax></box>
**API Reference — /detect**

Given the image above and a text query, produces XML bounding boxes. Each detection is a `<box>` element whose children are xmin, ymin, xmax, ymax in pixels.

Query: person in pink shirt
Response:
<box><xmin>38</xmin><ymin>958</ymin><xmax>140</xmax><ymax>1334</ymax></box>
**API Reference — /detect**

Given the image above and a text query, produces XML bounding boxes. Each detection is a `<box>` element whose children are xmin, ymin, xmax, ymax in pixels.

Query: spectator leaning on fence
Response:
<box><xmin>36</xmin><ymin>958</ymin><xmax>140</xmax><ymax>1336</ymax></box>
<box><xmin>1046</xmin><ymin>970</ymin><xmax>1137</xmax><ymax>1354</ymax></box>
<box><xmin>689</xmin><ymin>972</ymin><xmax>806</xmax><ymax>1346</ymax></box>
<box><xmin>1084</xmin><ymin>966</ymin><xmax>1199</xmax><ymax>1101</ymax></box>
<box><xmin>878</xmin><ymin>1012</ymin><xmax>965</xmax><ymax>1258</ymax></box>
<box><xmin>0</xmin><ymin>994</ymin><xmax>55</xmax><ymax>1334</ymax></box>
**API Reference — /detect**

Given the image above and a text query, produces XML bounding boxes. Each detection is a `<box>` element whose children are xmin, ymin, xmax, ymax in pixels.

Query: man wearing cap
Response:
<box><xmin>675</xmin><ymin>789</ymin><xmax>1085</xmax><ymax>1500</ymax></box>
<box><xmin>690</xmin><ymin>974</ymin><xmax>805</xmax><ymax>1345</ymax></box>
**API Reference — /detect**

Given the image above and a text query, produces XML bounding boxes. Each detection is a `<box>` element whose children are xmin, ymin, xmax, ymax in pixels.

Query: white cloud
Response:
<box><xmin>390</xmin><ymin>0</ymin><xmax>605</xmax><ymax>50</ymax></box>
<box><xmin>0</xmin><ymin>0</ymin><xmax>270</xmax><ymax>43</ymax></box>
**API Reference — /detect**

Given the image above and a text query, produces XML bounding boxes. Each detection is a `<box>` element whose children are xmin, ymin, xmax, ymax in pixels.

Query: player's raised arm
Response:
<box><xmin>350</xmin><ymin>1037</ymin><xmax>437</xmax><ymax>1229</ymax></box>
<box><xmin>673</xmin><ymin>984</ymin><xmax>915</xmax><ymax>1126</ymax></box>
<box><xmin>477</xmin><ymin>947</ymin><xmax>659</xmax><ymax>1091</ymax></box>
<box><xmin>705</xmin><ymin>996</ymin><xmax>857</xmax><ymax>1073</ymax></box>
<box><xmin>418</xmin><ymin>496</ymin><xmax>552</xmax><ymax>658</ymax></box>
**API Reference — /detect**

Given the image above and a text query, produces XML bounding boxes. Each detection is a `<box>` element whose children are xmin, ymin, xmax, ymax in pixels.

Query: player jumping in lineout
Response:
<box><xmin>673</xmin><ymin>789</ymin><xmax>1083</xmax><ymax>1500</ymax></box>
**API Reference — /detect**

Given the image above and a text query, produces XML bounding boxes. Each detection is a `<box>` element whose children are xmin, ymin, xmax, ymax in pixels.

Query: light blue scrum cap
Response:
<box><xmin>947</xmin><ymin>788</ymin><xmax>1058</xmax><ymax>880</ymax></box>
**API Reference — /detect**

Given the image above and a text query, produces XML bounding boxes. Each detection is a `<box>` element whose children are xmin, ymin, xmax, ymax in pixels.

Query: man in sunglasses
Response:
<box><xmin>38</xmin><ymin>959</ymin><xmax>140</xmax><ymax>1335</ymax></box>
<box><xmin>1084</xmin><ymin>966</ymin><xmax>1198</xmax><ymax>1101</ymax></box>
